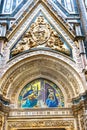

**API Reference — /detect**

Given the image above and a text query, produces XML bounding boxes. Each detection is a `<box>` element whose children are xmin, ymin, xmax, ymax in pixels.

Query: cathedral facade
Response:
<box><xmin>0</xmin><ymin>0</ymin><xmax>87</xmax><ymax>130</ymax></box>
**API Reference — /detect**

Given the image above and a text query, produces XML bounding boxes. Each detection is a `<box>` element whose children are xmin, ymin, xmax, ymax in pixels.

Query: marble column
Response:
<box><xmin>76</xmin><ymin>0</ymin><xmax>87</xmax><ymax>40</ymax></box>
<box><xmin>76</xmin><ymin>0</ymin><xmax>87</xmax><ymax>64</ymax></box>
<box><xmin>72</xmin><ymin>98</ymin><xmax>87</xmax><ymax>130</ymax></box>
<box><xmin>74</xmin><ymin>23</ymin><xmax>86</xmax><ymax>69</ymax></box>
<box><xmin>0</xmin><ymin>39</ymin><xmax>4</xmax><ymax>81</ymax></box>
<box><xmin>0</xmin><ymin>23</ymin><xmax>7</xmax><ymax>79</ymax></box>
<box><xmin>78</xmin><ymin>40</ymin><xmax>86</xmax><ymax>69</ymax></box>
<box><xmin>0</xmin><ymin>23</ymin><xmax>7</xmax><ymax>54</ymax></box>
<box><xmin>0</xmin><ymin>39</ymin><xmax>4</xmax><ymax>93</ymax></box>
<box><xmin>0</xmin><ymin>39</ymin><xmax>4</xmax><ymax>54</ymax></box>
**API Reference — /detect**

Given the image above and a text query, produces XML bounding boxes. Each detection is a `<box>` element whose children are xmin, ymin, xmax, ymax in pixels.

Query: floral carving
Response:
<box><xmin>11</xmin><ymin>16</ymin><xmax>71</xmax><ymax>56</ymax></box>
<box><xmin>8</xmin><ymin>120</ymin><xmax>74</xmax><ymax>129</ymax></box>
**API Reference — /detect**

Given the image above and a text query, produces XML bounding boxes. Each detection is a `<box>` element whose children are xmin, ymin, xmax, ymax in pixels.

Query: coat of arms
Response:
<box><xmin>31</xmin><ymin>16</ymin><xmax>50</xmax><ymax>45</ymax></box>
<box><xmin>11</xmin><ymin>16</ymin><xmax>70</xmax><ymax>57</ymax></box>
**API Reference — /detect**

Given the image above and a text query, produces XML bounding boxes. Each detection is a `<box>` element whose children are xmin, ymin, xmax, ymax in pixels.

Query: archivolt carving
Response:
<box><xmin>11</xmin><ymin>16</ymin><xmax>71</xmax><ymax>56</ymax></box>
<box><xmin>10</xmin><ymin>71</ymin><xmax>71</xmax><ymax>106</ymax></box>
<box><xmin>2</xmin><ymin>60</ymin><xmax>75</xmax><ymax>99</ymax></box>
<box><xmin>1</xmin><ymin>55</ymin><xmax>82</xmax><ymax>103</ymax></box>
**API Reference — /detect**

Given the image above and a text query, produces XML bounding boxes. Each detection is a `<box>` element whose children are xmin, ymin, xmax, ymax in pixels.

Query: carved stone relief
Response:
<box><xmin>1</xmin><ymin>55</ymin><xmax>82</xmax><ymax>107</ymax></box>
<box><xmin>7</xmin><ymin>119</ymin><xmax>74</xmax><ymax>130</ymax></box>
<box><xmin>11</xmin><ymin>16</ymin><xmax>71</xmax><ymax>57</ymax></box>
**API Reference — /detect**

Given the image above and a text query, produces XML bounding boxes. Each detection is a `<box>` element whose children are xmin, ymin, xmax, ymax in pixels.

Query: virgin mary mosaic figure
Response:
<box><xmin>46</xmin><ymin>89</ymin><xmax>58</xmax><ymax>107</ymax></box>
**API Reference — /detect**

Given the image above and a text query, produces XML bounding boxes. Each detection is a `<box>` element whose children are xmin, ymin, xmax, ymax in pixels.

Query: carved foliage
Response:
<box><xmin>11</xmin><ymin>16</ymin><xmax>71</xmax><ymax>56</ymax></box>
<box><xmin>8</xmin><ymin>120</ymin><xmax>74</xmax><ymax>129</ymax></box>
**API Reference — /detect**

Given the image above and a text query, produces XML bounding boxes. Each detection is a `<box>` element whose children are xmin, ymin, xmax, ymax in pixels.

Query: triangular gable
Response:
<box><xmin>6</xmin><ymin>0</ymin><xmax>75</xmax><ymax>40</ymax></box>
<box><xmin>10</xmin><ymin>14</ymin><xmax>72</xmax><ymax>58</ymax></box>
<box><xmin>5</xmin><ymin>2</ymin><xmax>76</xmax><ymax>60</ymax></box>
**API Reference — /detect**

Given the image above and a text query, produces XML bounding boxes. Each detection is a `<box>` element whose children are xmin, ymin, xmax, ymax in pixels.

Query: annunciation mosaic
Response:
<box><xmin>18</xmin><ymin>79</ymin><xmax>64</xmax><ymax>108</ymax></box>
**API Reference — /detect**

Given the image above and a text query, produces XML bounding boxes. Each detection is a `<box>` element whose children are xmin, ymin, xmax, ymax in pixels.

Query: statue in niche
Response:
<box><xmin>11</xmin><ymin>16</ymin><xmax>71</xmax><ymax>56</ymax></box>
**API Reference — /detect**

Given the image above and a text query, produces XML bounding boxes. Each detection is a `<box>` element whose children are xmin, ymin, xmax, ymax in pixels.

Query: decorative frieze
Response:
<box><xmin>11</xmin><ymin>16</ymin><xmax>71</xmax><ymax>57</ymax></box>
<box><xmin>8</xmin><ymin>119</ymin><xmax>74</xmax><ymax>130</ymax></box>
<box><xmin>72</xmin><ymin>96</ymin><xmax>87</xmax><ymax>130</ymax></box>
<box><xmin>9</xmin><ymin>108</ymin><xmax>73</xmax><ymax>117</ymax></box>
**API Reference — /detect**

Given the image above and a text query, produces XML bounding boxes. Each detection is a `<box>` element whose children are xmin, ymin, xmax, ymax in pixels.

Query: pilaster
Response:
<box><xmin>0</xmin><ymin>22</ymin><xmax>8</xmax><ymax>79</ymax></box>
<box><xmin>74</xmin><ymin>23</ymin><xmax>86</xmax><ymax>70</ymax></box>
<box><xmin>0</xmin><ymin>22</ymin><xmax>7</xmax><ymax>53</ymax></box>
<box><xmin>0</xmin><ymin>97</ymin><xmax>9</xmax><ymax>130</ymax></box>
<box><xmin>0</xmin><ymin>115</ymin><xmax>2</xmax><ymax>130</ymax></box>
<box><xmin>76</xmin><ymin>0</ymin><xmax>87</xmax><ymax>39</ymax></box>
<box><xmin>72</xmin><ymin>92</ymin><xmax>87</xmax><ymax>130</ymax></box>
<box><xmin>76</xmin><ymin>0</ymin><xmax>87</xmax><ymax>58</ymax></box>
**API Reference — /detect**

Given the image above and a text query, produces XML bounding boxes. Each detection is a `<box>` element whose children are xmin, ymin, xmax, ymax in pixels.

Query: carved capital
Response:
<box><xmin>0</xmin><ymin>101</ymin><xmax>10</xmax><ymax>114</ymax></box>
<box><xmin>72</xmin><ymin>99</ymin><xmax>87</xmax><ymax>116</ymax></box>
